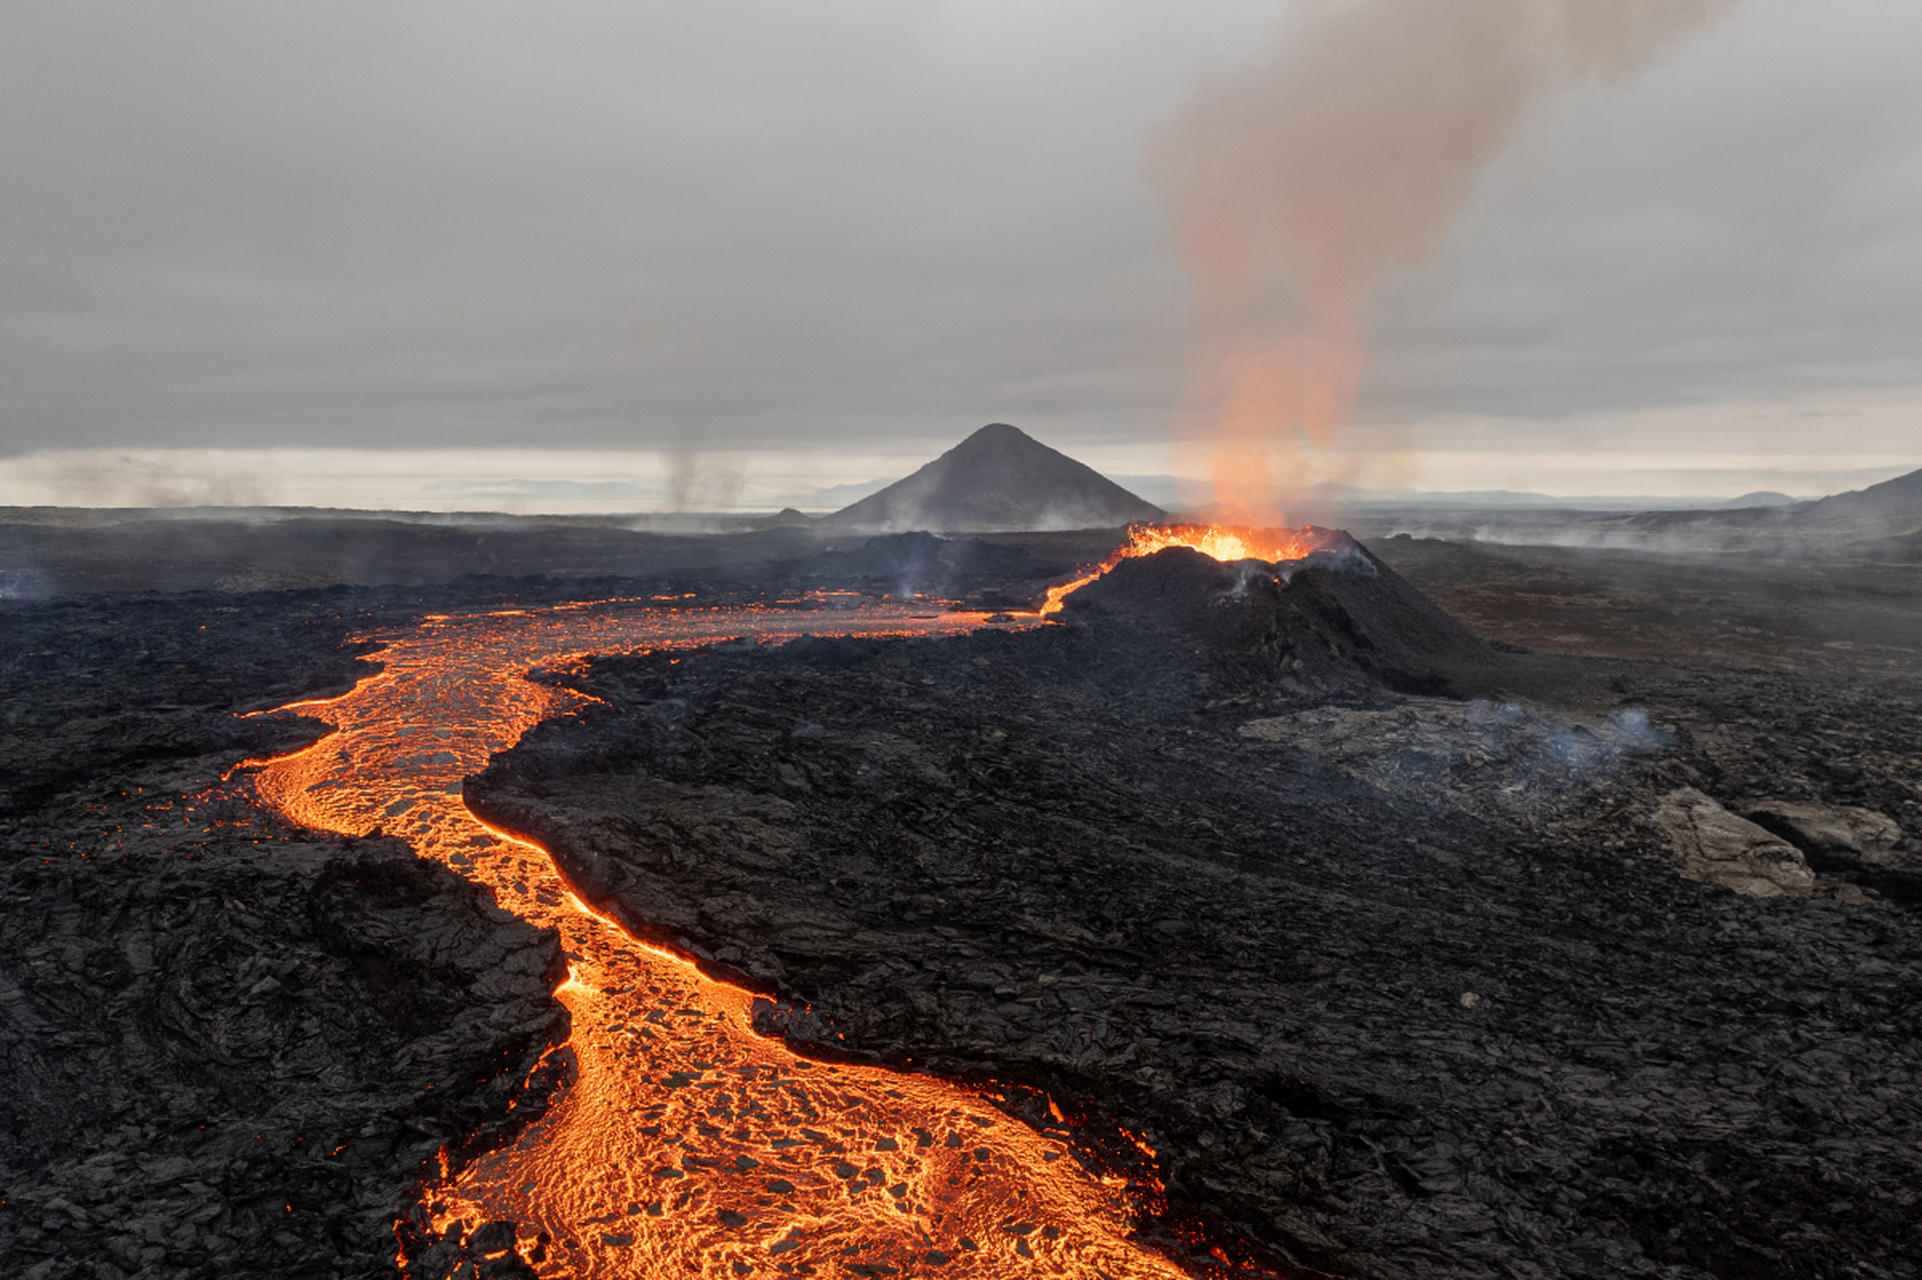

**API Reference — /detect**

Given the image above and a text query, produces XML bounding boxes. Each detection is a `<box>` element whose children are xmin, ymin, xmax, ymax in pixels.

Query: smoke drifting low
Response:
<box><xmin>1148</xmin><ymin>0</ymin><xmax>1745</xmax><ymax>522</ymax></box>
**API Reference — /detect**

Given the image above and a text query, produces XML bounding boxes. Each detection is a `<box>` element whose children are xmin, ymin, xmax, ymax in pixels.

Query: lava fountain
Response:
<box><xmin>237</xmin><ymin>595</ymin><xmax>1232</xmax><ymax>1279</ymax></box>
<box><xmin>1040</xmin><ymin>524</ymin><xmax>1345</xmax><ymax>614</ymax></box>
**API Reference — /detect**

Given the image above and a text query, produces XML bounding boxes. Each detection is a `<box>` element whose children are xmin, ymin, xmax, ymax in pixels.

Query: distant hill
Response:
<box><xmin>823</xmin><ymin>423</ymin><xmax>1164</xmax><ymax>533</ymax></box>
<box><xmin>1359</xmin><ymin>465</ymin><xmax>1922</xmax><ymax>559</ymax></box>
<box><xmin>1798</xmin><ymin>467</ymin><xmax>1922</xmax><ymax>525</ymax></box>
<box><xmin>1722</xmin><ymin>491</ymin><xmax>1799</xmax><ymax>509</ymax></box>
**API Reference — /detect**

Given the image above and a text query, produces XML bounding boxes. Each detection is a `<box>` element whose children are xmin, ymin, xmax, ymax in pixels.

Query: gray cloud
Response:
<box><xmin>0</xmin><ymin>0</ymin><xmax>1917</xmax><ymax>473</ymax></box>
<box><xmin>1363</xmin><ymin>0</ymin><xmax>1922</xmax><ymax>422</ymax></box>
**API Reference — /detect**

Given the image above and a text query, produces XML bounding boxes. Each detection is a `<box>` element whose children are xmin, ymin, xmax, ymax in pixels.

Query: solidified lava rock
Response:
<box><xmin>0</xmin><ymin>839</ymin><xmax>566</xmax><ymax>1278</ymax></box>
<box><xmin>0</xmin><ymin>589</ymin><xmax>385</xmax><ymax>818</ymax></box>
<box><xmin>1652</xmin><ymin>786</ymin><xmax>1817</xmax><ymax>897</ymax></box>
<box><xmin>469</xmin><ymin>546</ymin><xmax>1922</xmax><ymax>1280</ymax></box>
<box><xmin>767</xmin><ymin>530</ymin><xmax>1072</xmax><ymax>602</ymax></box>
<box><xmin>0</xmin><ymin>586</ymin><xmax>571</xmax><ymax>1279</ymax></box>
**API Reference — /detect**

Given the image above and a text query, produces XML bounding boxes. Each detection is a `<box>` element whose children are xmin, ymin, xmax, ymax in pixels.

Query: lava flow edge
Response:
<box><xmin>230</xmin><ymin>588</ymin><xmax>1300</xmax><ymax>1279</ymax></box>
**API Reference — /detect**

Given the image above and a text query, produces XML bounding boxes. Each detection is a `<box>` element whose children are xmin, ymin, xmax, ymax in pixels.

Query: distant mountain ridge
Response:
<box><xmin>1799</xmin><ymin>467</ymin><xmax>1922</xmax><ymax>524</ymax></box>
<box><xmin>824</xmin><ymin>423</ymin><xmax>1164</xmax><ymax>532</ymax></box>
<box><xmin>1365</xmin><ymin>465</ymin><xmax>1922</xmax><ymax>558</ymax></box>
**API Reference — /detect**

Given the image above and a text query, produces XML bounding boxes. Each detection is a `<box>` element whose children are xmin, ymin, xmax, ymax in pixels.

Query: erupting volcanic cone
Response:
<box><xmin>1059</xmin><ymin>527</ymin><xmax>1501</xmax><ymax>696</ymax></box>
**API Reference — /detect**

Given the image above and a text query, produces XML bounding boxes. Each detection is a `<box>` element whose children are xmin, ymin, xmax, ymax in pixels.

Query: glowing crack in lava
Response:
<box><xmin>240</xmin><ymin>596</ymin><xmax>1212</xmax><ymax>1279</ymax></box>
<box><xmin>1040</xmin><ymin>524</ymin><xmax>1345</xmax><ymax>615</ymax></box>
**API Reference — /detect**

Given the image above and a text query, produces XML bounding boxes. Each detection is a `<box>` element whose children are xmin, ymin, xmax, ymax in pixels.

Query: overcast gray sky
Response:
<box><xmin>2</xmin><ymin>0</ymin><xmax>1918</xmax><ymax>506</ymax></box>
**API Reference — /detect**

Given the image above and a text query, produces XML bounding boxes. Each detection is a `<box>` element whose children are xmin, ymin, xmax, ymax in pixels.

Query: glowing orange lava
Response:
<box><xmin>1039</xmin><ymin>524</ymin><xmax>1342</xmax><ymax>615</ymax></box>
<box><xmin>238</xmin><ymin>596</ymin><xmax>1217</xmax><ymax>1279</ymax></box>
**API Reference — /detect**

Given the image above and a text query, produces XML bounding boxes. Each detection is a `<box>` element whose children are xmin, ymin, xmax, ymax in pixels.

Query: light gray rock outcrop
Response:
<box><xmin>1737</xmin><ymin>799</ymin><xmax>1909</xmax><ymax>869</ymax></box>
<box><xmin>1654</xmin><ymin>787</ymin><xmax>1815</xmax><ymax>897</ymax></box>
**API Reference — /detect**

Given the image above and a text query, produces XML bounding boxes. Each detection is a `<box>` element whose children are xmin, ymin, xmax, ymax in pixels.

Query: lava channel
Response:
<box><xmin>237</xmin><ymin>594</ymin><xmax>1216</xmax><ymax>1279</ymax></box>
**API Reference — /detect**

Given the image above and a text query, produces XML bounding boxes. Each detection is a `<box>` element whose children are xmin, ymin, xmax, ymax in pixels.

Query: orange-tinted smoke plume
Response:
<box><xmin>1148</xmin><ymin>0</ymin><xmax>1745</xmax><ymax>524</ymax></box>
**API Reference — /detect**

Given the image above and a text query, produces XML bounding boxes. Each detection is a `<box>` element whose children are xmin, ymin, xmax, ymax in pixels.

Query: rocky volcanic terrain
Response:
<box><xmin>469</xmin><ymin>547</ymin><xmax>1922</xmax><ymax>1280</ymax></box>
<box><xmin>0</xmin><ymin>587</ymin><xmax>570</xmax><ymax>1279</ymax></box>
<box><xmin>0</xmin><ymin>544</ymin><xmax>1095</xmax><ymax>1280</ymax></box>
<box><xmin>4</xmin><ymin>527</ymin><xmax>1919</xmax><ymax>1280</ymax></box>
<box><xmin>0</xmin><ymin>511</ymin><xmax>1076</xmax><ymax>599</ymax></box>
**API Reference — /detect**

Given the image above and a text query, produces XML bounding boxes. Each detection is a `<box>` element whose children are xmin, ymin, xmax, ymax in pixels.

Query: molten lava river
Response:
<box><xmin>239</xmin><ymin>595</ymin><xmax>1204</xmax><ymax>1279</ymax></box>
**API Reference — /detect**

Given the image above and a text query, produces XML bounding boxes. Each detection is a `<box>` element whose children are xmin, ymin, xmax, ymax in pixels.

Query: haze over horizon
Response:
<box><xmin>3</xmin><ymin>0</ymin><xmax>1920</xmax><ymax>513</ymax></box>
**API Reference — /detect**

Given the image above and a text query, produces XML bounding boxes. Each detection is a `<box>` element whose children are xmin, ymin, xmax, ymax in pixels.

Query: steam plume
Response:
<box><xmin>1148</xmin><ymin>0</ymin><xmax>1745</xmax><ymax>522</ymax></box>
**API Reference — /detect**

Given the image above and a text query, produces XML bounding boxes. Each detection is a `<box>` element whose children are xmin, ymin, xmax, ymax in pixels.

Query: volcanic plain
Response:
<box><xmin>2</xmin><ymin>505</ymin><xmax>1919</xmax><ymax>1280</ymax></box>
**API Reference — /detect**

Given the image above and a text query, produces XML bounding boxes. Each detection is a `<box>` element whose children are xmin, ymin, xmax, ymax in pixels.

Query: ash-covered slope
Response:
<box><xmin>824</xmin><ymin>423</ymin><xmax>1165</xmax><ymax>533</ymax></box>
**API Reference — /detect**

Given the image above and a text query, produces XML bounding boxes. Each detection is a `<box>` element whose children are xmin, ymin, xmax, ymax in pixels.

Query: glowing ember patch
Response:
<box><xmin>238</xmin><ymin>596</ymin><xmax>1209</xmax><ymax>1280</ymax></box>
<box><xmin>1040</xmin><ymin>523</ymin><xmax>1340</xmax><ymax>615</ymax></box>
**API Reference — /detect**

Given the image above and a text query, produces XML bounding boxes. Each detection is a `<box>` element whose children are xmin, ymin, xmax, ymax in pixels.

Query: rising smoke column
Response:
<box><xmin>1147</xmin><ymin>0</ymin><xmax>1744</xmax><ymax>522</ymax></box>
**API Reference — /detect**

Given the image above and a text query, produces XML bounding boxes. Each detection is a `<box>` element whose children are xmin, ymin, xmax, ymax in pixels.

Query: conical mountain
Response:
<box><xmin>824</xmin><ymin>423</ymin><xmax>1164</xmax><ymax>532</ymax></box>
